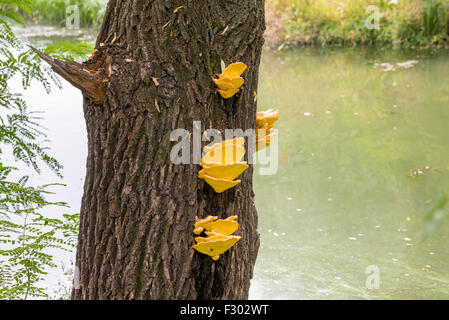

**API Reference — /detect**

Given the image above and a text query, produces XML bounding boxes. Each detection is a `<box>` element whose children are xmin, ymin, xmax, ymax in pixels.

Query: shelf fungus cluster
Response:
<box><xmin>256</xmin><ymin>109</ymin><xmax>279</xmax><ymax>151</ymax></box>
<box><xmin>192</xmin><ymin>216</ymin><xmax>241</xmax><ymax>261</ymax></box>
<box><xmin>198</xmin><ymin>137</ymin><xmax>248</xmax><ymax>193</ymax></box>
<box><xmin>213</xmin><ymin>62</ymin><xmax>247</xmax><ymax>99</ymax></box>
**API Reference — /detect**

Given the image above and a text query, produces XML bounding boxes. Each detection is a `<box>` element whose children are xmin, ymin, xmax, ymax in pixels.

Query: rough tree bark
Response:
<box><xmin>35</xmin><ymin>0</ymin><xmax>265</xmax><ymax>299</ymax></box>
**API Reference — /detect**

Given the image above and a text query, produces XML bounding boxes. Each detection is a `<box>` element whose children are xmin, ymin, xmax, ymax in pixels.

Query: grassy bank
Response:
<box><xmin>26</xmin><ymin>0</ymin><xmax>106</xmax><ymax>29</ymax></box>
<box><xmin>266</xmin><ymin>0</ymin><xmax>449</xmax><ymax>48</ymax></box>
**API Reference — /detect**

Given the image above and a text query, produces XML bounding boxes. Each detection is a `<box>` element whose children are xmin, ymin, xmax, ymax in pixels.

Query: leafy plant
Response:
<box><xmin>0</xmin><ymin>0</ymin><xmax>34</xmax><ymax>26</ymax></box>
<box><xmin>27</xmin><ymin>0</ymin><xmax>107</xmax><ymax>29</ymax></box>
<box><xmin>267</xmin><ymin>0</ymin><xmax>449</xmax><ymax>47</ymax></box>
<box><xmin>421</xmin><ymin>0</ymin><xmax>448</xmax><ymax>42</ymax></box>
<box><xmin>44</xmin><ymin>41</ymin><xmax>93</xmax><ymax>62</ymax></box>
<box><xmin>0</xmin><ymin>164</ymin><xmax>79</xmax><ymax>299</ymax></box>
<box><xmin>0</xmin><ymin>0</ymin><xmax>88</xmax><ymax>300</ymax></box>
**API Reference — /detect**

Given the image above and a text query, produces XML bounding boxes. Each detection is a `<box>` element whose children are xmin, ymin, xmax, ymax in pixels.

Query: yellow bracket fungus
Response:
<box><xmin>256</xmin><ymin>109</ymin><xmax>279</xmax><ymax>127</ymax></box>
<box><xmin>256</xmin><ymin>131</ymin><xmax>277</xmax><ymax>151</ymax></box>
<box><xmin>199</xmin><ymin>174</ymin><xmax>242</xmax><ymax>193</ymax></box>
<box><xmin>193</xmin><ymin>236</ymin><xmax>241</xmax><ymax>261</ymax></box>
<box><xmin>195</xmin><ymin>234</ymin><xmax>228</xmax><ymax>243</ymax></box>
<box><xmin>199</xmin><ymin>162</ymin><xmax>249</xmax><ymax>181</ymax></box>
<box><xmin>193</xmin><ymin>216</ymin><xmax>218</xmax><ymax>235</ymax></box>
<box><xmin>218</xmin><ymin>88</ymin><xmax>239</xmax><ymax>99</ymax></box>
<box><xmin>213</xmin><ymin>62</ymin><xmax>247</xmax><ymax>99</ymax></box>
<box><xmin>256</xmin><ymin>109</ymin><xmax>279</xmax><ymax>151</ymax></box>
<box><xmin>194</xmin><ymin>215</ymin><xmax>239</xmax><ymax>235</ymax></box>
<box><xmin>192</xmin><ymin>216</ymin><xmax>241</xmax><ymax>261</ymax></box>
<box><xmin>201</xmin><ymin>144</ymin><xmax>246</xmax><ymax>166</ymax></box>
<box><xmin>203</xmin><ymin>137</ymin><xmax>245</xmax><ymax>153</ymax></box>
<box><xmin>198</xmin><ymin>139</ymin><xmax>248</xmax><ymax>193</ymax></box>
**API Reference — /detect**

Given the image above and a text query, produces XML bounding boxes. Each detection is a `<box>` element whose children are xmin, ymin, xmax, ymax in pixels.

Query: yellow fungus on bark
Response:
<box><xmin>212</xmin><ymin>77</ymin><xmax>244</xmax><ymax>91</ymax></box>
<box><xmin>199</xmin><ymin>139</ymin><xmax>248</xmax><ymax>193</ymax></box>
<box><xmin>212</xmin><ymin>79</ymin><xmax>235</xmax><ymax>91</ymax></box>
<box><xmin>193</xmin><ymin>227</ymin><xmax>204</xmax><ymax>235</ymax></box>
<box><xmin>256</xmin><ymin>131</ymin><xmax>277</xmax><ymax>151</ymax></box>
<box><xmin>255</xmin><ymin>109</ymin><xmax>279</xmax><ymax>152</ymax></box>
<box><xmin>256</xmin><ymin>123</ymin><xmax>275</xmax><ymax>134</ymax></box>
<box><xmin>193</xmin><ymin>216</ymin><xmax>239</xmax><ymax>236</ymax></box>
<box><xmin>217</xmin><ymin>88</ymin><xmax>239</xmax><ymax>99</ymax></box>
<box><xmin>203</xmin><ymin>137</ymin><xmax>245</xmax><ymax>152</ymax></box>
<box><xmin>200</xmin><ymin>144</ymin><xmax>246</xmax><ymax>166</ymax></box>
<box><xmin>256</xmin><ymin>109</ymin><xmax>279</xmax><ymax>127</ymax></box>
<box><xmin>221</xmin><ymin>62</ymin><xmax>247</xmax><ymax>79</ymax></box>
<box><xmin>203</xmin><ymin>216</ymin><xmax>239</xmax><ymax>236</ymax></box>
<box><xmin>194</xmin><ymin>215</ymin><xmax>219</xmax><ymax>235</ymax></box>
<box><xmin>213</xmin><ymin>62</ymin><xmax>247</xmax><ymax>99</ymax></box>
<box><xmin>192</xmin><ymin>215</ymin><xmax>241</xmax><ymax>261</ymax></box>
<box><xmin>193</xmin><ymin>236</ymin><xmax>241</xmax><ymax>261</ymax></box>
<box><xmin>204</xmin><ymin>230</ymin><xmax>225</xmax><ymax>237</ymax></box>
<box><xmin>199</xmin><ymin>162</ymin><xmax>248</xmax><ymax>181</ymax></box>
<box><xmin>88</xmin><ymin>49</ymin><xmax>97</xmax><ymax>60</ymax></box>
<box><xmin>199</xmin><ymin>174</ymin><xmax>241</xmax><ymax>193</ymax></box>
<box><xmin>195</xmin><ymin>234</ymin><xmax>228</xmax><ymax>243</ymax></box>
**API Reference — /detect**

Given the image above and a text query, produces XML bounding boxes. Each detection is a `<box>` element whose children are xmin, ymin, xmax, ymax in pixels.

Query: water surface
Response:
<box><xmin>251</xmin><ymin>47</ymin><xmax>449</xmax><ymax>299</ymax></box>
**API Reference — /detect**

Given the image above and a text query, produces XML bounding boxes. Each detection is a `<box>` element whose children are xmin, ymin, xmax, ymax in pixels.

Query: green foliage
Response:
<box><xmin>421</xmin><ymin>0</ymin><xmax>448</xmax><ymax>41</ymax></box>
<box><xmin>44</xmin><ymin>41</ymin><xmax>93</xmax><ymax>62</ymax></box>
<box><xmin>268</xmin><ymin>0</ymin><xmax>449</xmax><ymax>47</ymax></box>
<box><xmin>1</xmin><ymin>4</ymin><xmax>92</xmax><ymax>175</ymax></box>
<box><xmin>0</xmin><ymin>164</ymin><xmax>79</xmax><ymax>299</ymax></box>
<box><xmin>27</xmin><ymin>0</ymin><xmax>107</xmax><ymax>29</ymax></box>
<box><xmin>1</xmin><ymin>0</ymin><xmax>84</xmax><ymax>300</ymax></box>
<box><xmin>0</xmin><ymin>0</ymin><xmax>34</xmax><ymax>26</ymax></box>
<box><xmin>0</xmin><ymin>24</ymin><xmax>63</xmax><ymax>177</ymax></box>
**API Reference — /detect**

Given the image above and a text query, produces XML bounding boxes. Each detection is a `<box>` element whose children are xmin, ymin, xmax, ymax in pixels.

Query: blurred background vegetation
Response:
<box><xmin>24</xmin><ymin>0</ymin><xmax>106</xmax><ymax>29</ymax></box>
<box><xmin>14</xmin><ymin>0</ymin><xmax>449</xmax><ymax>48</ymax></box>
<box><xmin>266</xmin><ymin>0</ymin><xmax>449</xmax><ymax>47</ymax></box>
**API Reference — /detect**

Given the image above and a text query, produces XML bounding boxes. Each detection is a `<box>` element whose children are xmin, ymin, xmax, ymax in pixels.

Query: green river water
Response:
<box><xmin>253</xmin><ymin>47</ymin><xmax>449</xmax><ymax>299</ymax></box>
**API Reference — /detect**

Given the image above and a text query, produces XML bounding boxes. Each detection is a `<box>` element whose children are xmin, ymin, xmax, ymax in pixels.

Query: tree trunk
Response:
<box><xmin>43</xmin><ymin>0</ymin><xmax>265</xmax><ymax>299</ymax></box>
